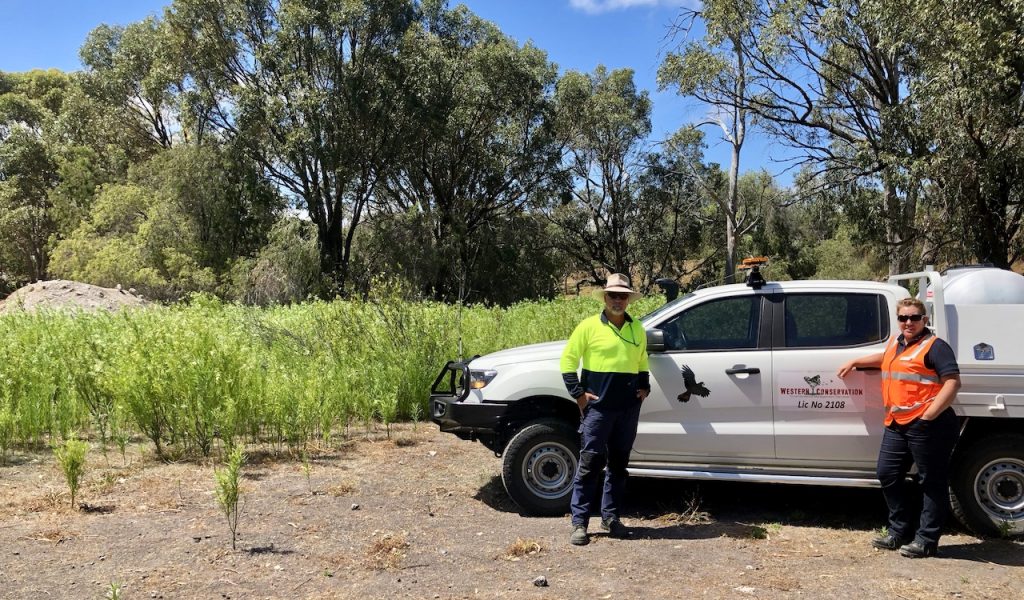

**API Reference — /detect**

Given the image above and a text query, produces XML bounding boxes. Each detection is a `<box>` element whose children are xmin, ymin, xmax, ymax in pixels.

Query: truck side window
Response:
<box><xmin>657</xmin><ymin>296</ymin><xmax>761</xmax><ymax>351</ymax></box>
<box><xmin>784</xmin><ymin>293</ymin><xmax>886</xmax><ymax>348</ymax></box>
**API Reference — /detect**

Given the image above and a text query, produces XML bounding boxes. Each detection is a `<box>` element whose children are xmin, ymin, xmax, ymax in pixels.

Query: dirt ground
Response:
<box><xmin>1</xmin><ymin>424</ymin><xmax>1021</xmax><ymax>600</ymax></box>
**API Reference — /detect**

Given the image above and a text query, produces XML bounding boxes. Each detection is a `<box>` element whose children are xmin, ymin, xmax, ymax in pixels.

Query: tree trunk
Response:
<box><xmin>726</xmin><ymin>142</ymin><xmax>740</xmax><ymax>283</ymax></box>
<box><xmin>319</xmin><ymin>216</ymin><xmax>346</xmax><ymax>290</ymax></box>
<box><xmin>969</xmin><ymin>172</ymin><xmax>1011</xmax><ymax>268</ymax></box>
<box><xmin>885</xmin><ymin>181</ymin><xmax>914</xmax><ymax>275</ymax></box>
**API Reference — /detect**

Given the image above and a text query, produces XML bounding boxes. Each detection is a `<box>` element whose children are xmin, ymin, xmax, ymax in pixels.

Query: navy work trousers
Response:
<box><xmin>570</xmin><ymin>401</ymin><xmax>642</xmax><ymax>526</ymax></box>
<box><xmin>876</xmin><ymin>407</ymin><xmax>959</xmax><ymax>546</ymax></box>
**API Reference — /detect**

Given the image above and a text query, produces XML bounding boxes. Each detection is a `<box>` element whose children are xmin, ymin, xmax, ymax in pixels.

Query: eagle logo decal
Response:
<box><xmin>678</xmin><ymin>364</ymin><xmax>710</xmax><ymax>403</ymax></box>
<box><xmin>803</xmin><ymin>374</ymin><xmax>822</xmax><ymax>395</ymax></box>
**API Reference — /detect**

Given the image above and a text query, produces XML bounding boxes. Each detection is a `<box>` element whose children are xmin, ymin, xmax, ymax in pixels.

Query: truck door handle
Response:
<box><xmin>725</xmin><ymin>367</ymin><xmax>760</xmax><ymax>375</ymax></box>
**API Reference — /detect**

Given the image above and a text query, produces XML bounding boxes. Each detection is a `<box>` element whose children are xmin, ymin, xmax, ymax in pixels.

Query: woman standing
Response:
<box><xmin>838</xmin><ymin>297</ymin><xmax>961</xmax><ymax>558</ymax></box>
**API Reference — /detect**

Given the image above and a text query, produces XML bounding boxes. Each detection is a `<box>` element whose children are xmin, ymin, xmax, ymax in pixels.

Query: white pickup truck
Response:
<box><xmin>430</xmin><ymin>267</ymin><xmax>1024</xmax><ymax>536</ymax></box>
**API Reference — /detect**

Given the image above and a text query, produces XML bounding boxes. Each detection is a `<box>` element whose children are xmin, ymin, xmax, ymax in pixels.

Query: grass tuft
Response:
<box><xmin>327</xmin><ymin>481</ymin><xmax>358</xmax><ymax>496</ymax></box>
<box><xmin>365</xmin><ymin>532</ymin><xmax>409</xmax><ymax>570</ymax></box>
<box><xmin>501</xmin><ymin>538</ymin><xmax>543</xmax><ymax>560</ymax></box>
<box><xmin>654</xmin><ymin>492</ymin><xmax>713</xmax><ymax>526</ymax></box>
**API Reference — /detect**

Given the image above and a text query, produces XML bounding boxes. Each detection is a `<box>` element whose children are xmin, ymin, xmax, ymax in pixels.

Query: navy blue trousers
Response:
<box><xmin>570</xmin><ymin>402</ymin><xmax>642</xmax><ymax>526</ymax></box>
<box><xmin>876</xmin><ymin>407</ymin><xmax>958</xmax><ymax>546</ymax></box>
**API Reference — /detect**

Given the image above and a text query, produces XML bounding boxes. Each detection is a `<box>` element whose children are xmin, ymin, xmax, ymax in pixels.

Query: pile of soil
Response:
<box><xmin>0</xmin><ymin>280</ymin><xmax>148</xmax><ymax>314</ymax></box>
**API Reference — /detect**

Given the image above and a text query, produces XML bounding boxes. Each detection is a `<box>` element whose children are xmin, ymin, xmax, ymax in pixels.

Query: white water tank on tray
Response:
<box><xmin>935</xmin><ymin>267</ymin><xmax>1024</xmax><ymax>304</ymax></box>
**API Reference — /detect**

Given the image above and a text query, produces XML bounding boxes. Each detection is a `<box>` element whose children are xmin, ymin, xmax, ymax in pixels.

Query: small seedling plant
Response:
<box><xmin>301</xmin><ymin>450</ymin><xmax>314</xmax><ymax>494</ymax></box>
<box><xmin>54</xmin><ymin>437</ymin><xmax>89</xmax><ymax>508</ymax></box>
<box><xmin>215</xmin><ymin>446</ymin><xmax>245</xmax><ymax>550</ymax></box>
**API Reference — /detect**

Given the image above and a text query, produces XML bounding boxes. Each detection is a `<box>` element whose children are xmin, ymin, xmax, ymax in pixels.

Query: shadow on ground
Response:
<box><xmin>625</xmin><ymin>478</ymin><xmax>889</xmax><ymax>532</ymax></box>
<box><xmin>938</xmin><ymin>540</ymin><xmax>1024</xmax><ymax>566</ymax></box>
<box><xmin>472</xmin><ymin>476</ymin><xmax>524</xmax><ymax>514</ymax></box>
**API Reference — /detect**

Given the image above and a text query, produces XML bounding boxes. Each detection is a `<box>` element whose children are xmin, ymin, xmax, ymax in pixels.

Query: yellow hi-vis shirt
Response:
<box><xmin>560</xmin><ymin>312</ymin><xmax>649</xmax><ymax>408</ymax></box>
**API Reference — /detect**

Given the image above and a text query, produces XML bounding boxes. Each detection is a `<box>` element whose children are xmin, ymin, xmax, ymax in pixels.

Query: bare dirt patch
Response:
<box><xmin>0</xmin><ymin>279</ymin><xmax>148</xmax><ymax>313</ymax></box>
<box><xmin>0</xmin><ymin>425</ymin><xmax>1021</xmax><ymax>599</ymax></box>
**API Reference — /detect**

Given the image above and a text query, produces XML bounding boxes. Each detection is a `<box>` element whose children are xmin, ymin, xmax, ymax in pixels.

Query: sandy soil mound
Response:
<box><xmin>0</xmin><ymin>280</ymin><xmax>149</xmax><ymax>313</ymax></box>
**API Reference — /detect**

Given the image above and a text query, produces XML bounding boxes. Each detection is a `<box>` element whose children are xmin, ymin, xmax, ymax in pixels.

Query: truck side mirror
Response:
<box><xmin>655</xmin><ymin>278</ymin><xmax>680</xmax><ymax>302</ymax></box>
<box><xmin>646</xmin><ymin>329</ymin><xmax>666</xmax><ymax>353</ymax></box>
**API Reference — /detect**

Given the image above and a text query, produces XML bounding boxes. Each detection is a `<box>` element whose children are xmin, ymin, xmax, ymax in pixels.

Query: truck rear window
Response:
<box><xmin>783</xmin><ymin>293</ymin><xmax>888</xmax><ymax>348</ymax></box>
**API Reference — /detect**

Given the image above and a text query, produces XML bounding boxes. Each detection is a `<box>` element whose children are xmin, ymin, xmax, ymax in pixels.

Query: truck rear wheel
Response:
<box><xmin>501</xmin><ymin>420</ymin><xmax>578</xmax><ymax>516</ymax></box>
<box><xmin>950</xmin><ymin>434</ymin><xmax>1024</xmax><ymax>536</ymax></box>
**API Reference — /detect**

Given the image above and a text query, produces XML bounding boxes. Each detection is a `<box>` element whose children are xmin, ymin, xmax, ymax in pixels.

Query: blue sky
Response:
<box><xmin>0</xmin><ymin>0</ymin><xmax>790</xmax><ymax>180</ymax></box>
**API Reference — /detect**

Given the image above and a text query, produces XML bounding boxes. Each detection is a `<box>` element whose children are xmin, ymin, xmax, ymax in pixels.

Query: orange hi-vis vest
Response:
<box><xmin>880</xmin><ymin>333</ymin><xmax>943</xmax><ymax>425</ymax></box>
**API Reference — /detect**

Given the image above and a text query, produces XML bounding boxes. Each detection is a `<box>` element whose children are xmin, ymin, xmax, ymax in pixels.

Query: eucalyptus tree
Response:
<box><xmin>659</xmin><ymin>1</ymin><xmax>759</xmax><ymax>282</ymax></box>
<box><xmin>78</xmin><ymin>17</ymin><xmax>183</xmax><ymax>150</ymax></box>
<box><xmin>904</xmin><ymin>0</ymin><xmax>1024</xmax><ymax>268</ymax></box>
<box><xmin>166</xmin><ymin>0</ymin><xmax>416</xmax><ymax>294</ymax></box>
<box><xmin>683</xmin><ymin>0</ymin><xmax>926</xmax><ymax>274</ymax></box>
<box><xmin>549</xmin><ymin>66</ymin><xmax>654</xmax><ymax>284</ymax></box>
<box><xmin>0</xmin><ymin>70</ymin><xmax>73</xmax><ymax>284</ymax></box>
<box><xmin>375</xmin><ymin>2</ymin><xmax>564</xmax><ymax>302</ymax></box>
<box><xmin>628</xmin><ymin>141</ymin><xmax>709</xmax><ymax>290</ymax></box>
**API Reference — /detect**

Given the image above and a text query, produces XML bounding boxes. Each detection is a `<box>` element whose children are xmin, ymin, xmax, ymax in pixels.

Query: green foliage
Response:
<box><xmin>214</xmin><ymin>446</ymin><xmax>244</xmax><ymax>550</ymax></box>
<box><xmin>552</xmin><ymin>65</ymin><xmax>695</xmax><ymax>284</ymax></box>
<box><xmin>0</xmin><ymin>407</ymin><xmax>14</xmax><ymax>464</ymax></box>
<box><xmin>79</xmin><ymin>17</ymin><xmax>181</xmax><ymax>149</ymax></box>
<box><xmin>359</xmin><ymin>4</ymin><xmax>563</xmax><ymax>303</ymax></box>
<box><xmin>168</xmin><ymin>0</ymin><xmax>418</xmax><ymax>292</ymax></box>
<box><xmin>54</xmin><ymin>437</ymin><xmax>90</xmax><ymax>508</ymax></box>
<box><xmin>49</xmin><ymin>145</ymin><xmax>280</xmax><ymax>301</ymax></box>
<box><xmin>810</xmin><ymin>225</ymin><xmax>885</xmax><ymax>281</ymax></box>
<box><xmin>0</xmin><ymin>311</ymin><xmax>74</xmax><ymax>444</ymax></box>
<box><xmin>901</xmin><ymin>0</ymin><xmax>1024</xmax><ymax>267</ymax></box>
<box><xmin>237</xmin><ymin>218</ymin><xmax>322</xmax><ymax>305</ymax></box>
<box><xmin>105</xmin><ymin>581</ymin><xmax>124</xmax><ymax>600</ymax></box>
<box><xmin>0</xmin><ymin>294</ymin><xmax>662</xmax><ymax>455</ymax></box>
<box><xmin>0</xmin><ymin>70</ymin><xmax>71</xmax><ymax>283</ymax></box>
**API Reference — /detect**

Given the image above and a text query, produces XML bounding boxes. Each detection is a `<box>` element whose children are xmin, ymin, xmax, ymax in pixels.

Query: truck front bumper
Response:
<box><xmin>429</xmin><ymin>360</ymin><xmax>510</xmax><ymax>446</ymax></box>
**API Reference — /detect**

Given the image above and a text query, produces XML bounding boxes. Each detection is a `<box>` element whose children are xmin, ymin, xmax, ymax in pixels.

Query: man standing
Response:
<box><xmin>561</xmin><ymin>273</ymin><xmax>650</xmax><ymax>546</ymax></box>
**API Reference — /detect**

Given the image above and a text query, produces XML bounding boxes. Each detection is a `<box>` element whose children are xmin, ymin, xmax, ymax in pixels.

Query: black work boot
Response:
<box><xmin>570</xmin><ymin>524</ymin><xmax>589</xmax><ymax>546</ymax></box>
<box><xmin>871</xmin><ymin>533</ymin><xmax>911</xmax><ymax>550</ymax></box>
<box><xmin>899</xmin><ymin>540</ymin><xmax>938</xmax><ymax>558</ymax></box>
<box><xmin>600</xmin><ymin>518</ymin><xmax>628</xmax><ymax>538</ymax></box>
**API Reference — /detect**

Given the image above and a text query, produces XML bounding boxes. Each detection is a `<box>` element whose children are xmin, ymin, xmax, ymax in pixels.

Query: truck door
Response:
<box><xmin>633</xmin><ymin>293</ymin><xmax>775</xmax><ymax>460</ymax></box>
<box><xmin>772</xmin><ymin>292</ymin><xmax>889</xmax><ymax>467</ymax></box>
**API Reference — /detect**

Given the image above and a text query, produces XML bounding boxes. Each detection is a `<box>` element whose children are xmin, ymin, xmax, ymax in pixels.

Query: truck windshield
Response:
<box><xmin>640</xmin><ymin>293</ymin><xmax>694</xmax><ymax>324</ymax></box>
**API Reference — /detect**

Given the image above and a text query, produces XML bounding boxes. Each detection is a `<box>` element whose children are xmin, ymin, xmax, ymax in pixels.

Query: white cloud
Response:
<box><xmin>568</xmin><ymin>0</ymin><xmax>675</xmax><ymax>14</ymax></box>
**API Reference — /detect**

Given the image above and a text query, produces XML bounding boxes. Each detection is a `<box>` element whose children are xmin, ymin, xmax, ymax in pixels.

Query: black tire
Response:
<box><xmin>501</xmin><ymin>420</ymin><xmax>579</xmax><ymax>516</ymax></box>
<box><xmin>950</xmin><ymin>434</ymin><xmax>1024</xmax><ymax>537</ymax></box>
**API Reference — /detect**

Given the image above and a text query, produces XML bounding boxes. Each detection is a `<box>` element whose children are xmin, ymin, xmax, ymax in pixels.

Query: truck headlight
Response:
<box><xmin>468</xmin><ymin>369</ymin><xmax>498</xmax><ymax>389</ymax></box>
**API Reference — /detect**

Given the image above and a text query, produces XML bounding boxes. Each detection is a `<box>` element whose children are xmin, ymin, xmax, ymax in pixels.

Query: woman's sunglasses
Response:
<box><xmin>896</xmin><ymin>314</ymin><xmax>925</xmax><ymax>322</ymax></box>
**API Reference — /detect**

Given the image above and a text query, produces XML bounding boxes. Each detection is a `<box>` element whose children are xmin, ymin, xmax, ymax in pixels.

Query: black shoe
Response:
<box><xmin>899</xmin><ymin>540</ymin><xmax>937</xmax><ymax>558</ymax></box>
<box><xmin>600</xmin><ymin>518</ymin><xmax>628</xmax><ymax>538</ymax></box>
<box><xmin>871</xmin><ymin>533</ymin><xmax>911</xmax><ymax>550</ymax></box>
<box><xmin>570</xmin><ymin>524</ymin><xmax>589</xmax><ymax>546</ymax></box>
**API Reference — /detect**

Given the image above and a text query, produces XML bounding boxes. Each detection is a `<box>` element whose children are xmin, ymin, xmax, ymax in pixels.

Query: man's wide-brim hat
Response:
<box><xmin>592</xmin><ymin>273</ymin><xmax>642</xmax><ymax>302</ymax></box>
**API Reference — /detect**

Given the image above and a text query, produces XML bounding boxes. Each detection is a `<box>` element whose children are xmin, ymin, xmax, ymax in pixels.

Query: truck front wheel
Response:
<box><xmin>501</xmin><ymin>420</ymin><xmax>578</xmax><ymax>516</ymax></box>
<box><xmin>950</xmin><ymin>434</ymin><xmax>1024</xmax><ymax>536</ymax></box>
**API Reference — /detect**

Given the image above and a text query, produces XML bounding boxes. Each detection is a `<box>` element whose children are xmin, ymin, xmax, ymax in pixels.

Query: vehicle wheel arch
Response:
<box><xmin>498</xmin><ymin>395</ymin><xmax>579</xmax><ymax>448</ymax></box>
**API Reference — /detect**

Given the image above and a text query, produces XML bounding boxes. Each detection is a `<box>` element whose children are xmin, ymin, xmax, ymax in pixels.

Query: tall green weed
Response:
<box><xmin>0</xmin><ymin>293</ymin><xmax>666</xmax><ymax>453</ymax></box>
